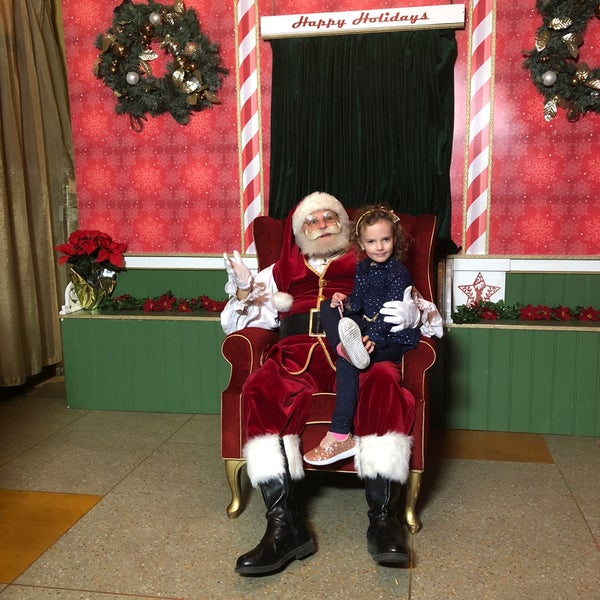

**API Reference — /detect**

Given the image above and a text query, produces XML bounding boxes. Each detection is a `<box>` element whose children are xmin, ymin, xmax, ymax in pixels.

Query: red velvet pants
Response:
<box><xmin>242</xmin><ymin>336</ymin><xmax>415</xmax><ymax>442</ymax></box>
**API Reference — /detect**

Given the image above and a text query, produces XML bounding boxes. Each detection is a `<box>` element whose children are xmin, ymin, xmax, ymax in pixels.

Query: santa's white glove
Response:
<box><xmin>223</xmin><ymin>251</ymin><xmax>253</xmax><ymax>291</ymax></box>
<box><xmin>380</xmin><ymin>286</ymin><xmax>421</xmax><ymax>332</ymax></box>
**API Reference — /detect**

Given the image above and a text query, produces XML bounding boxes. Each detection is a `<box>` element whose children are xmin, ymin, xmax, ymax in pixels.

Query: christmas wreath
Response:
<box><xmin>524</xmin><ymin>0</ymin><xmax>600</xmax><ymax>121</ymax></box>
<box><xmin>94</xmin><ymin>0</ymin><xmax>228</xmax><ymax>130</ymax></box>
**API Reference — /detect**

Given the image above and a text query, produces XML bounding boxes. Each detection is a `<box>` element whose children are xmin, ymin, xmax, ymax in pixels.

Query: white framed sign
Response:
<box><xmin>260</xmin><ymin>5</ymin><xmax>465</xmax><ymax>39</ymax></box>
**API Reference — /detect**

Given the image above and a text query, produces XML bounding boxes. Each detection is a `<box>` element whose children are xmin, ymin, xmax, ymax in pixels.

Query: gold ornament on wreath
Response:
<box><xmin>523</xmin><ymin>0</ymin><xmax>600</xmax><ymax>122</ymax></box>
<box><xmin>94</xmin><ymin>0</ymin><xmax>228</xmax><ymax>131</ymax></box>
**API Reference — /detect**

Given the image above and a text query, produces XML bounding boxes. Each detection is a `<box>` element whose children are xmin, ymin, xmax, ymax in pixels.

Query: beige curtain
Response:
<box><xmin>0</xmin><ymin>0</ymin><xmax>77</xmax><ymax>387</ymax></box>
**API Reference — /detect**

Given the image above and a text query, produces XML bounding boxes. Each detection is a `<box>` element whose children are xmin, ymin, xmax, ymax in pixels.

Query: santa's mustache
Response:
<box><xmin>304</xmin><ymin>223</ymin><xmax>342</xmax><ymax>240</ymax></box>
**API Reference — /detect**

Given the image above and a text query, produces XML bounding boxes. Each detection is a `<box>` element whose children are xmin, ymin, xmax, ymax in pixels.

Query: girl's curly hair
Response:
<box><xmin>352</xmin><ymin>205</ymin><xmax>411</xmax><ymax>262</ymax></box>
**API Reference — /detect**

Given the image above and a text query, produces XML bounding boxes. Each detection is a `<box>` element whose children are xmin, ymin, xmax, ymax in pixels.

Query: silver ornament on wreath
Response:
<box><xmin>541</xmin><ymin>70</ymin><xmax>557</xmax><ymax>86</ymax></box>
<box><xmin>126</xmin><ymin>71</ymin><xmax>140</xmax><ymax>85</ymax></box>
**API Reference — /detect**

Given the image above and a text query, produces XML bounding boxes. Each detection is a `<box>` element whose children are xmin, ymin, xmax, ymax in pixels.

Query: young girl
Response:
<box><xmin>303</xmin><ymin>205</ymin><xmax>421</xmax><ymax>466</ymax></box>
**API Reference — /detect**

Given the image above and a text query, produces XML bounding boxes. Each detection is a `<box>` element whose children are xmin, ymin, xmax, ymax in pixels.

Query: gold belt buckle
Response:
<box><xmin>308</xmin><ymin>307</ymin><xmax>324</xmax><ymax>337</ymax></box>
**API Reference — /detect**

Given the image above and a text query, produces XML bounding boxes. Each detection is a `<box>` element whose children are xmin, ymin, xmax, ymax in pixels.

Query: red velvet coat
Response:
<box><xmin>242</xmin><ymin>251</ymin><xmax>415</xmax><ymax>442</ymax></box>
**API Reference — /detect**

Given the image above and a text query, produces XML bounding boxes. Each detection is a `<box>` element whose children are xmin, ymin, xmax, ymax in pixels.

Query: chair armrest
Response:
<box><xmin>402</xmin><ymin>337</ymin><xmax>437</xmax><ymax>472</ymax></box>
<box><xmin>221</xmin><ymin>327</ymin><xmax>279</xmax><ymax>387</ymax></box>
<box><xmin>401</xmin><ymin>337</ymin><xmax>437</xmax><ymax>399</ymax></box>
<box><xmin>221</xmin><ymin>327</ymin><xmax>279</xmax><ymax>458</ymax></box>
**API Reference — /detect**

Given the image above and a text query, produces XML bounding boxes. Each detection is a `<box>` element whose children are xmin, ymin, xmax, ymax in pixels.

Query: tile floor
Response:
<box><xmin>0</xmin><ymin>376</ymin><xmax>598</xmax><ymax>599</ymax></box>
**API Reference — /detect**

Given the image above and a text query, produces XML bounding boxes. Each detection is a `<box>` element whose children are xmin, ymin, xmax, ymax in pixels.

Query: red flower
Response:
<box><xmin>160</xmin><ymin>294</ymin><xmax>177</xmax><ymax>311</ymax></box>
<box><xmin>519</xmin><ymin>304</ymin><xmax>539</xmax><ymax>320</ymax></box>
<box><xmin>578</xmin><ymin>306</ymin><xmax>600</xmax><ymax>321</ymax></box>
<box><xmin>97</xmin><ymin>241</ymin><xmax>128</xmax><ymax>269</ymax></box>
<box><xmin>143</xmin><ymin>298</ymin><xmax>163</xmax><ymax>312</ymax></box>
<box><xmin>55</xmin><ymin>229</ymin><xmax>127</xmax><ymax>273</ymax></box>
<box><xmin>178</xmin><ymin>301</ymin><xmax>193</xmax><ymax>312</ymax></box>
<box><xmin>198</xmin><ymin>295</ymin><xmax>227</xmax><ymax>312</ymax></box>
<box><xmin>535</xmin><ymin>305</ymin><xmax>552</xmax><ymax>320</ymax></box>
<box><xmin>143</xmin><ymin>293</ymin><xmax>178</xmax><ymax>312</ymax></box>
<box><xmin>481</xmin><ymin>309</ymin><xmax>498</xmax><ymax>320</ymax></box>
<box><xmin>551</xmin><ymin>305</ymin><xmax>573</xmax><ymax>321</ymax></box>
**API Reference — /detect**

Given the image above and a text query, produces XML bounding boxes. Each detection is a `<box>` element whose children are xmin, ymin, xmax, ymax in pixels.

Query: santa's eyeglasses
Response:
<box><xmin>303</xmin><ymin>211</ymin><xmax>339</xmax><ymax>227</ymax></box>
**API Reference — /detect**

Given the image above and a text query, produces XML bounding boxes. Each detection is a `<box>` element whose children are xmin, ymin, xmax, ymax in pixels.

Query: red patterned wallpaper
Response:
<box><xmin>491</xmin><ymin>3</ymin><xmax>600</xmax><ymax>255</ymax></box>
<box><xmin>62</xmin><ymin>1</ymin><xmax>599</xmax><ymax>256</ymax></box>
<box><xmin>61</xmin><ymin>0</ymin><xmax>240</xmax><ymax>254</ymax></box>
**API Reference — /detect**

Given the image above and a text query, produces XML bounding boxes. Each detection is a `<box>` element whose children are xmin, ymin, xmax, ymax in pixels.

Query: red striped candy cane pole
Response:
<box><xmin>465</xmin><ymin>0</ymin><xmax>494</xmax><ymax>255</ymax></box>
<box><xmin>236</xmin><ymin>0</ymin><xmax>263</xmax><ymax>253</ymax></box>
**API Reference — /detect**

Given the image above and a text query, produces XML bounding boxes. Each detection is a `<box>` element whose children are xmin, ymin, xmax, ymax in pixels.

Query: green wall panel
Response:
<box><xmin>114</xmin><ymin>269</ymin><xmax>228</xmax><ymax>300</ymax></box>
<box><xmin>443</xmin><ymin>325</ymin><xmax>600</xmax><ymax>436</ymax></box>
<box><xmin>60</xmin><ymin>315</ymin><xmax>228</xmax><ymax>413</ymax></box>
<box><xmin>505</xmin><ymin>273</ymin><xmax>600</xmax><ymax>307</ymax></box>
<box><xmin>59</xmin><ymin>268</ymin><xmax>599</xmax><ymax>434</ymax></box>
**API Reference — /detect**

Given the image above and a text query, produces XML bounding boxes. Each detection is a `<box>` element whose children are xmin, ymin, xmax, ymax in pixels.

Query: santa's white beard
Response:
<box><xmin>295</xmin><ymin>226</ymin><xmax>350</xmax><ymax>258</ymax></box>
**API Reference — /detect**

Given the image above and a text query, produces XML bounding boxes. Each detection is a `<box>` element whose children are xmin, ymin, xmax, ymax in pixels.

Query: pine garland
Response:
<box><xmin>102</xmin><ymin>291</ymin><xmax>227</xmax><ymax>313</ymax></box>
<box><xmin>523</xmin><ymin>0</ymin><xmax>600</xmax><ymax>121</ymax></box>
<box><xmin>94</xmin><ymin>0</ymin><xmax>228</xmax><ymax>130</ymax></box>
<box><xmin>452</xmin><ymin>300</ymin><xmax>600</xmax><ymax>324</ymax></box>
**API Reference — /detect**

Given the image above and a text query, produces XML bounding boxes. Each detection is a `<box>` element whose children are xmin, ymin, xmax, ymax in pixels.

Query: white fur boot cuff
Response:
<box><xmin>354</xmin><ymin>432</ymin><xmax>413</xmax><ymax>483</ymax></box>
<box><xmin>243</xmin><ymin>434</ymin><xmax>305</xmax><ymax>487</ymax></box>
<box><xmin>243</xmin><ymin>434</ymin><xmax>285</xmax><ymax>487</ymax></box>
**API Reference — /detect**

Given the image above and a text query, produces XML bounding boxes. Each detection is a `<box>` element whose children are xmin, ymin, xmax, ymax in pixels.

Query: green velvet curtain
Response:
<box><xmin>268</xmin><ymin>30</ymin><xmax>457</xmax><ymax>246</ymax></box>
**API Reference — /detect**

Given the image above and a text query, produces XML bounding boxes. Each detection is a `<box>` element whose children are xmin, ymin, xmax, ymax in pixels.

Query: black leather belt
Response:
<box><xmin>279</xmin><ymin>309</ymin><xmax>324</xmax><ymax>338</ymax></box>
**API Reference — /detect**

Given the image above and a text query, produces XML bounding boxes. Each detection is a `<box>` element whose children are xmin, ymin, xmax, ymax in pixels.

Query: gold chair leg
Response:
<box><xmin>405</xmin><ymin>469</ymin><xmax>423</xmax><ymax>534</ymax></box>
<box><xmin>224</xmin><ymin>459</ymin><xmax>246</xmax><ymax>519</ymax></box>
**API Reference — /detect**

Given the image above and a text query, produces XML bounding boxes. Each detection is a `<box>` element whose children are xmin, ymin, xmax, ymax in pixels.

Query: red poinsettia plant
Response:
<box><xmin>55</xmin><ymin>229</ymin><xmax>127</xmax><ymax>278</ymax></box>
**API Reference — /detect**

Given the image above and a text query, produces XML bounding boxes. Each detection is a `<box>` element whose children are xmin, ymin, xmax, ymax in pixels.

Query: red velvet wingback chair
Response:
<box><xmin>221</xmin><ymin>212</ymin><xmax>438</xmax><ymax>534</ymax></box>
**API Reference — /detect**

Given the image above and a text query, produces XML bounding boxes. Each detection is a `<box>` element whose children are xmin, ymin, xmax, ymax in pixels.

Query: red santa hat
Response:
<box><xmin>290</xmin><ymin>191</ymin><xmax>349</xmax><ymax>237</ymax></box>
<box><xmin>272</xmin><ymin>192</ymin><xmax>350</xmax><ymax>313</ymax></box>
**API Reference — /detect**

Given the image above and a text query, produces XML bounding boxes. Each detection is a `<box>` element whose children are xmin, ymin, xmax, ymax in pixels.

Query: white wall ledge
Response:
<box><xmin>124</xmin><ymin>255</ymin><xmax>258</xmax><ymax>271</ymax></box>
<box><xmin>447</xmin><ymin>256</ymin><xmax>600</xmax><ymax>274</ymax></box>
<box><xmin>124</xmin><ymin>255</ymin><xmax>599</xmax><ymax>274</ymax></box>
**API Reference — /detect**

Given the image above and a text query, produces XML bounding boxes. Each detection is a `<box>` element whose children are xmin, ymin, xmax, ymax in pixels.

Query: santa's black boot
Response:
<box><xmin>235</xmin><ymin>441</ymin><xmax>315</xmax><ymax>575</ymax></box>
<box><xmin>364</xmin><ymin>475</ymin><xmax>410</xmax><ymax>565</ymax></box>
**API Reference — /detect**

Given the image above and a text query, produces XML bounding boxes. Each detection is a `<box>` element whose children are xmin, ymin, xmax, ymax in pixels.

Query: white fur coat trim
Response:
<box><xmin>243</xmin><ymin>434</ymin><xmax>304</xmax><ymax>487</ymax></box>
<box><xmin>272</xmin><ymin>291</ymin><xmax>294</xmax><ymax>312</ymax></box>
<box><xmin>354</xmin><ymin>432</ymin><xmax>413</xmax><ymax>483</ymax></box>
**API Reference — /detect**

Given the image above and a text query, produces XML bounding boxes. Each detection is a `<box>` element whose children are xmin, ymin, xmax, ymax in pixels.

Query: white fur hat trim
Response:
<box><xmin>272</xmin><ymin>291</ymin><xmax>294</xmax><ymax>312</ymax></box>
<box><xmin>291</xmin><ymin>191</ymin><xmax>348</xmax><ymax>237</ymax></box>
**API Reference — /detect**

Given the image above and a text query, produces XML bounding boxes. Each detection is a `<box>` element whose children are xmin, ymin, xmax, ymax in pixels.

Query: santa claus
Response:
<box><xmin>222</xmin><ymin>191</ymin><xmax>434</xmax><ymax>575</ymax></box>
